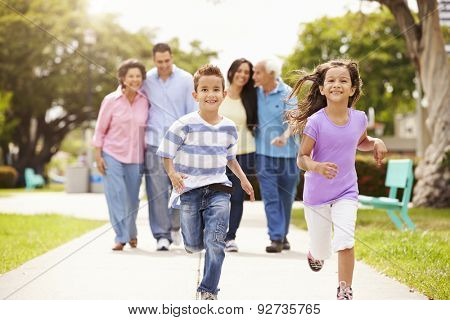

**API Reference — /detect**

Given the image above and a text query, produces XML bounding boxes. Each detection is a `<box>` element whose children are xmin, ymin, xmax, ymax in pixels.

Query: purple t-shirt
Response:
<box><xmin>303</xmin><ymin>108</ymin><xmax>368</xmax><ymax>206</ymax></box>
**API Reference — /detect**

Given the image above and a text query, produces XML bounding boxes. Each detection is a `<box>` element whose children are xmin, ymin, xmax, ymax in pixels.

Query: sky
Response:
<box><xmin>89</xmin><ymin>0</ymin><xmax>382</xmax><ymax>73</ymax></box>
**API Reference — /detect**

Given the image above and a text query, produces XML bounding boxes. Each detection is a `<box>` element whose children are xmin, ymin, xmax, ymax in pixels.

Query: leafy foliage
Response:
<box><xmin>0</xmin><ymin>0</ymin><xmax>217</xmax><ymax>178</ymax></box>
<box><xmin>283</xmin><ymin>9</ymin><xmax>417</xmax><ymax>134</ymax></box>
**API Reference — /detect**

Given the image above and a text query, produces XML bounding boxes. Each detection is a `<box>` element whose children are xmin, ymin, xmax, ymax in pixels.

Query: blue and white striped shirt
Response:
<box><xmin>157</xmin><ymin>111</ymin><xmax>238</xmax><ymax>208</ymax></box>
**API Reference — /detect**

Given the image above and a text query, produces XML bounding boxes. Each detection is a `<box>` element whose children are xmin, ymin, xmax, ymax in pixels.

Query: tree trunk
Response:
<box><xmin>376</xmin><ymin>0</ymin><xmax>450</xmax><ymax>207</ymax></box>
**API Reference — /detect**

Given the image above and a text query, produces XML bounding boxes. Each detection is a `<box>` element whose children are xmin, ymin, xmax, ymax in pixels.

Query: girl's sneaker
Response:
<box><xmin>337</xmin><ymin>281</ymin><xmax>353</xmax><ymax>300</ymax></box>
<box><xmin>200</xmin><ymin>291</ymin><xmax>217</xmax><ymax>300</ymax></box>
<box><xmin>307</xmin><ymin>251</ymin><xmax>324</xmax><ymax>272</ymax></box>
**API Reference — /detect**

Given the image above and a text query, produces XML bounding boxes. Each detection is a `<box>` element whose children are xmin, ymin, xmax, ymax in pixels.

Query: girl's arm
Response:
<box><xmin>357</xmin><ymin>131</ymin><xmax>388</xmax><ymax>166</ymax></box>
<box><xmin>298</xmin><ymin>135</ymin><xmax>338</xmax><ymax>179</ymax></box>
<box><xmin>227</xmin><ymin>159</ymin><xmax>255</xmax><ymax>201</ymax></box>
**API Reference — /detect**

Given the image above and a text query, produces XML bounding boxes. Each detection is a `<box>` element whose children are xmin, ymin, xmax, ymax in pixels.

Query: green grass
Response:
<box><xmin>0</xmin><ymin>183</ymin><xmax>64</xmax><ymax>197</ymax></box>
<box><xmin>291</xmin><ymin>207</ymin><xmax>450</xmax><ymax>300</ymax></box>
<box><xmin>0</xmin><ymin>214</ymin><xmax>106</xmax><ymax>274</ymax></box>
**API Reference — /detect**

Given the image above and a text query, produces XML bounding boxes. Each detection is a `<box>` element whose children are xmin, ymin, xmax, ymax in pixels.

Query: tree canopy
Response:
<box><xmin>283</xmin><ymin>8</ymin><xmax>417</xmax><ymax>134</ymax></box>
<box><xmin>0</xmin><ymin>0</ymin><xmax>217</xmax><ymax>177</ymax></box>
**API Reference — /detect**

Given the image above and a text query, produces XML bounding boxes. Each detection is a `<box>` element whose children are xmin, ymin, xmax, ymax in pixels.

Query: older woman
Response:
<box><xmin>93</xmin><ymin>59</ymin><xmax>148</xmax><ymax>251</ymax></box>
<box><xmin>219</xmin><ymin>58</ymin><xmax>258</xmax><ymax>252</ymax></box>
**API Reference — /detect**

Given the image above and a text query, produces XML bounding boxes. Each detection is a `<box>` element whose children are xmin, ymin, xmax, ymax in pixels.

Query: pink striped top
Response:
<box><xmin>93</xmin><ymin>87</ymin><xmax>149</xmax><ymax>164</ymax></box>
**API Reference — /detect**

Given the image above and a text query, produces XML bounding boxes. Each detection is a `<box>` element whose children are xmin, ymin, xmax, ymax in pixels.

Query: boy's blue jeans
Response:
<box><xmin>179</xmin><ymin>186</ymin><xmax>231</xmax><ymax>295</ymax></box>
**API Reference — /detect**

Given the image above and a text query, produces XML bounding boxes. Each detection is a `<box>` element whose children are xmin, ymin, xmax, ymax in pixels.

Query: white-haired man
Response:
<box><xmin>253</xmin><ymin>59</ymin><xmax>300</xmax><ymax>253</ymax></box>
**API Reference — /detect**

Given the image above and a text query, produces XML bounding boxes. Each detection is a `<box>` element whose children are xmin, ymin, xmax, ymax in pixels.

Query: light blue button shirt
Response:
<box><xmin>255</xmin><ymin>80</ymin><xmax>299</xmax><ymax>158</ymax></box>
<box><xmin>142</xmin><ymin>64</ymin><xmax>198</xmax><ymax>147</ymax></box>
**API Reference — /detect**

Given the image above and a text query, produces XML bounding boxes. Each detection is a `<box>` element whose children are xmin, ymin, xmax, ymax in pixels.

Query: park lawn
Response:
<box><xmin>0</xmin><ymin>213</ymin><xmax>106</xmax><ymax>274</ymax></box>
<box><xmin>0</xmin><ymin>184</ymin><xmax>64</xmax><ymax>197</ymax></box>
<box><xmin>291</xmin><ymin>207</ymin><xmax>450</xmax><ymax>300</ymax></box>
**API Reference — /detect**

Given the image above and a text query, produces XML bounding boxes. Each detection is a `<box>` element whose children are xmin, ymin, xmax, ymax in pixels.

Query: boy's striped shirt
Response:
<box><xmin>157</xmin><ymin>111</ymin><xmax>238</xmax><ymax>208</ymax></box>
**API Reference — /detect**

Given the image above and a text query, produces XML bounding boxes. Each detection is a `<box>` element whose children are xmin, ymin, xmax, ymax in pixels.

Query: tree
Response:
<box><xmin>0</xmin><ymin>0</ymin><xmax>217</xmax><ymax>182</ymax></box>
<box><xmin>369</xmin><ymin>0</ymin><xmax>449</xmax><ymax>207</ymax></box>
<box><xmin>283</xmin><ymin>9</ymin><xmax>417</xmax><ymax>134</ymax></box>
<box><xmin>168</xmin><ymin>38</ymin><xmax>218</xmax><ymax>75</ymax></box>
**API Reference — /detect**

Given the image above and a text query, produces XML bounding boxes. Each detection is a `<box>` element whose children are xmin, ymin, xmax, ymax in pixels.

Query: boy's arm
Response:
<box><xmin>227</xmin><ymin>159</ymin><xmax>255</xmax><ymax>201</ymax></box>
<box><xmin>357</xmin><ymin>130</ymin><xmax>387</xmax><ymax>166</ymax></box>
<box><xmin>162</xmin><ymin>157</ymin><xmax>187</xmax><ymax>193</ymax></box>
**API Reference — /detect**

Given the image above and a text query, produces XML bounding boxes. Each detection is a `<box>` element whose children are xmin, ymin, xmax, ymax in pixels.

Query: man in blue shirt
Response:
<box><xmin>253</xmin><ymin>59</ymin><xmax>300</xmax><ymax>253</ymax></box>
<box><xmin>142</xmin><ymin>43</ymin><xmax>197</xmax><ymax>251</ymax></box>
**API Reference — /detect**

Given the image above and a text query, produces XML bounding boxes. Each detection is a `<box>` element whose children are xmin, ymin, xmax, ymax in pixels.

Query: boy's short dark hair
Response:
<box><xmin>193</xmin><ymin>64</ymin><xmax>225</xmax><ymax>92</ymax></box>
<box><xmin>152</xmin><ymin>43</ymin><xmax>172</xmax><ymax>56</ymax></box>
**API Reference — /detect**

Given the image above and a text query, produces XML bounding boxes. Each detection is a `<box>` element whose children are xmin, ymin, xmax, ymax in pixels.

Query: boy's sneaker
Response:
<box><xmin>156</xmin><ymin>238</ymin><xmax>170</xmax><ymax>251</ymax></box>
<box><xmin>225</xmin><ymin>240</ymin><xmax>238</xmax><ymax>252</ymax></box>
<box><xmin>265</xmin><ymin>240</ymin><xmax>283</xmax><ymax>253</ymax></box>
<box><xmin>337</xmin><ymin>281</ymin><xmax>353</xmax><ymax>300</ymax></box>
<box><xmin>282</xmin><ymin>237</ymin><xmax>290</xmax><ymax>250</ymax></box>
<box><xmin>307</xmin><ymin>251</ymin><xmax>324</xmax><ymax>272</ymax></box>
<box><xmin>200</xmin><ymin>291</ymin><xmax>217</xmax><ymax>300</ymax></box>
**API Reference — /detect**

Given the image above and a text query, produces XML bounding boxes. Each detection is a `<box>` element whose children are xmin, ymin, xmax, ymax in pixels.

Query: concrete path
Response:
<box><xmin>0</xmin><ymin>192</ymin><xmax>426</xmax><ymax>300</ymax></box>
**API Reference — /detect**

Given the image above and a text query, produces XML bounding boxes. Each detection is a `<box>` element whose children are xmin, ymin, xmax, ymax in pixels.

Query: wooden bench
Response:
<box><xmin>358</xmin><ymin>159</ymin><xmax>415</xmax><ymax>231</ymax></box>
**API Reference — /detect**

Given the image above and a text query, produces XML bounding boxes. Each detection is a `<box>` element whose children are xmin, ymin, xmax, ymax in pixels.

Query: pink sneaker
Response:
<box><xmin>307</xmin><ymin>251</ymin><xmax>324</xmax><ymax>272</ymax></box>
<box><xmin>337</xmin><ymin>281</ymin><xmax>353</xmax><ymax>300</ymax></box>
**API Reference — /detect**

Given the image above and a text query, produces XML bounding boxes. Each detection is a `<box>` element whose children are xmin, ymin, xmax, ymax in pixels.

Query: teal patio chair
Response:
<box><xmin>358</xmin><ymin>159</ymin><xmax>415</xmax><ymax>231</ymax></box>
<box><xmin>24</xmin><ymin>168</ymin><xmax>45</xmax><ymax>189</ymax></box>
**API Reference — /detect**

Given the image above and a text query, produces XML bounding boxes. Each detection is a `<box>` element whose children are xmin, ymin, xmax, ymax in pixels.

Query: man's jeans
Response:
<box><xmin>225</xmin><ymin>152</ymin><xmax>255</xmax><ymax>241</ymax></box>
<box><xmin>256</xmin><ymin>155</ymin><xmax>300</xmax><ymax>241</ymax></box>
<box><xmin>180</xmin><ymin>187</ymin><xmax>231</xmax><ymax>295</ymax></box>
<box><xmin>103</xmin><ymin>152</ymin><xmax>142</xmax><ymax>244</ymax></box>
<box><xmin>144</xmin><ymin>145</ymin><xmax>180</xmax><ymax>241</ymax></box>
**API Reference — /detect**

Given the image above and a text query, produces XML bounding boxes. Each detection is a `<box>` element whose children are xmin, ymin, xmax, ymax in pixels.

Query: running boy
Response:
<box><xmin>157</xmin><ymin>64</ymin><xmax>255</xmax><ymax>300</ymax></box>
<box><xmin>286</xmin><ymin>59</ymin><xmax>387</xmax><ymax>299</ymax></box>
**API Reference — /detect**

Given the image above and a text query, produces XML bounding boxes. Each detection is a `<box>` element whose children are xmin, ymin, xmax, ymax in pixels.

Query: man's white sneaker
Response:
<box><xmin>225</xmin><ymin>240</ymin><xmax>238</xmax><ymax>252</ymax></box>
<box><xmin>156</xmin><ymin>238</ymin><xmax>170</xmax><ymax>251</ymax></box>
<box><xmin>171</xmin><ymin>230</ymin><xmax>182</xmax><ymax>246</ymax></box>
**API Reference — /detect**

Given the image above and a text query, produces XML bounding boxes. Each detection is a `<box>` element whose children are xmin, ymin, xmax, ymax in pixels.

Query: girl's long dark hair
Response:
<box><xmin>227</xmin><ymin>58</ymin><xmax>258</xmax><ymax>133</ymax></box>
<box><xmin>286</xmin><ymin>59</ymin><xmax>362</xmax><ymax>134</ymax></box>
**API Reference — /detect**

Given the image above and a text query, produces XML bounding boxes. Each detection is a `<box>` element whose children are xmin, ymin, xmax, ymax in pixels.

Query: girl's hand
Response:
<box><xmin>241</xmin><ymin>179</ymin><xmax>255</xmax><ymax>201</ymax></box>
<box><xmin>373</xmin><ymin>139</ymin><xmax>387</xmax><ymax>166</ymax></box>
<box><xmin>96</xmin><ymin>157</ymin><xmax>107</xmax><ymax>175</ymax></box>
<box><xmin>168</xmin><ymin>172</ymin><xmax>187</xmax><ymax>193</ymax></box>
<box><xmin>316</xmin><ymin>162</ymin><xmax>339</xmax><ymax>179</ymax></box>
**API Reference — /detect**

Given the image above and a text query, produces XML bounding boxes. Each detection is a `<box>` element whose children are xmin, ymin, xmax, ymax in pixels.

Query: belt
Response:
<box><xmin>207</xmin><ymin>183</ymin><xmax>233</xmax><ymax>194</ymax></box>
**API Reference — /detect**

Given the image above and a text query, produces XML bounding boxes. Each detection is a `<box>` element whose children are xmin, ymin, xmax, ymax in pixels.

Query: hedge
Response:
<box><xmin>0</xmin><ymin>166</ymin><xmax>18</xmax><ymax>188</ymax></box>
<box><xmin>247</xmin><ymin>155</ymin><xmax>416</xmax><ymax>201</ymax></box>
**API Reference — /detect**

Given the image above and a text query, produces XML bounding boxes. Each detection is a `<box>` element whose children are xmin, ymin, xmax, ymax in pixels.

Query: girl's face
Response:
<box><xmin>320</xmin><ymin>66</ymin><xmax>355</xmax><ymax>104</ymax></box>
<box><xmin>122</xmin><ymin>67</ymin><xmax>143</xmax><ymax>92</ymax></box>
<box><xmin>231</xmin><ymin>62</ymin><xmax>251</xmax><ymax>87</ymax></box>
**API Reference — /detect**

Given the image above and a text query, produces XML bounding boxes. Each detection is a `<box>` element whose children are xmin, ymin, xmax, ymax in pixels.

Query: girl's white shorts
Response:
<box><xmin>304</xmin><ymin>199</ymin><xmax>358</xmax><ymax>260</ymax></box>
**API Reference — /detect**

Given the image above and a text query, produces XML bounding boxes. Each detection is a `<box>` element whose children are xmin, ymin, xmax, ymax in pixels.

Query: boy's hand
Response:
<box><xmin>373</xmin><ymin>139</ymin><xmax>387</xmax><ymax>166</ymax></box>
<box><xmin>315</xmin><ymin>162</ymin><xmax>338</xmax><ymax>179</ymax></box>
<box><xmin>168</xmin><ymin>172</ymin><xmax>187</xmax><ymax>193</ymax></box>
<box><xmin>241</xmin><ymin>179</ymin><xmax>255</xmax><ymax>201</ymax></box>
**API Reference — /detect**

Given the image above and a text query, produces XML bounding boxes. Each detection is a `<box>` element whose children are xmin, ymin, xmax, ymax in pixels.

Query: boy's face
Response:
<box><xmin>192</xmin><ymin>75</ymin><xmax>226</xmax><ymax>112</ymax></box>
